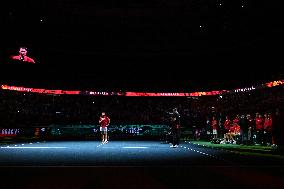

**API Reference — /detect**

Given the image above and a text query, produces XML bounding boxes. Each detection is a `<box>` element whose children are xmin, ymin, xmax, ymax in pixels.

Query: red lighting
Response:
<box><xmin>1</xmin><ymin>80</ymin><xmax>283</xmax><ymax>97</ymax></box>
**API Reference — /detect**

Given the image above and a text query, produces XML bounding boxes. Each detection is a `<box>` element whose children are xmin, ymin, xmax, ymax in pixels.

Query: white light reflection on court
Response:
<box><xmin>122</xmin><ymin>147</ymin><xmax>148</xmax><ymax>149</ymax></box>
<box><xmin>1</xmin><ymin>147</ymin><xmax>67</xmax><ymax>149</ymax></box>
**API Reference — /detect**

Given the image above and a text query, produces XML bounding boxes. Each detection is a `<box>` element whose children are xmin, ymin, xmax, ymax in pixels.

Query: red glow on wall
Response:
<box><xmin>1</xmin><ymin>85</ymin><xmax>80</xmax><ymax>95</ymax></box>
<box><xmin>266</xmin><ymin>80</ymin><xmax>284</xmax><ymax>88</ymax></box>
<box><xmin>1</xmin><ymin>85</ymin><xmax>33</xmax><ymax>92</ymax></box>
<box><xmin>124</xmin><ymin>92</ymin><xmax>226</xmax><ymax>96</ymax></box>
<box><xmin>31</xmin><ymin>89</ymin><xmax>46</xmax><ymax>93</ymax></box>
<box><xmin>62</xmin><ymin>91</ymin><xmax>81</xmax><ymax>95</ymax></box>
<box><xmin>1</xmin><ymin>80</ymin><xmax>283</xmax><ymax>97</ymax></box>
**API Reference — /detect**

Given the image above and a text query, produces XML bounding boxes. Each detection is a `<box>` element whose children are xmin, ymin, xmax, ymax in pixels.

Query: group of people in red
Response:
<box><xmin>209</xmin><ymin>109</ymin><xmax>282</xmax><ymax>147</ymax></box>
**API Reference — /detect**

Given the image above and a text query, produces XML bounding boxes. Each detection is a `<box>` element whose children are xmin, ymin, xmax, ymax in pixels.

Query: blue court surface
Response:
<box><xmin>1</xmin><ymin>140</ymin><xmax>284</xmax><ymax>189</ymax></box>
<box><xmin>0</xmin><ymin>140</ymin><xmax>235</xmax><ymax>166</ymax></box>
<box><xmin>1</xmin><ymin>140</ymin><xmax>283</xmax><ymax>166</ymax></box>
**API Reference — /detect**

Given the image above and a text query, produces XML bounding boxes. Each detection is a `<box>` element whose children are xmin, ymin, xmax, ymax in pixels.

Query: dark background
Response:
<box><xmin>0</xmin><ymin>0</ymin><xmax>283</xmax><ymax>91</ymax></box>
<box><xmin>0</xmin><ymin>1</ymin><xmax>284</xmax><ymax>188</ymax></box>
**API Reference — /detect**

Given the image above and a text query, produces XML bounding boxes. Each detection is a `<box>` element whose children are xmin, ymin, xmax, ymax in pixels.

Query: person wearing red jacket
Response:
<box><xmin>255</xmin><ymin>113</ymin><xmax>264</xmax><ymax>145</ymax></box>
<box><xmin>212</xmin><ymin>116</ymin><xmax>218</xmax><ymax>139</ymax></box>
<box><xmin>232</xmin><ymin>115</ymin><xmax>240</xmax><ymax>131</ymax></box>
<box><xmin>223</xmin><ymin>116</ymin><xmax>231</xmax><ymax>143</ymax></box>
<box><xmin>224</xmin><ymin>116</ymin><xmax>231</xmax><ymax>134</ymax></box>
<box><xmin>226</xmin><ymin>120</ymin><xmax>239</xmax><ymax>144</ymax></box>
<box><xmin>99</xmin><ymin>112</ymin><xmax>110</xmax><ymax>144</ymax></box>
<box><xmin>263</xmin><ymin>113</ymin><xmax>273</xmax><ymax>146</ymax></box>
<box><xmin>10</xmin><ymin>47</ymin><xmax>35</xmax><ymax>63</ymax></box>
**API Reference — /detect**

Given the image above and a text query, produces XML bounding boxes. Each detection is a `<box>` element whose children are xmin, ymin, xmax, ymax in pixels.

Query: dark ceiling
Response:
<box><xmin>0</xmin><ymin>1</ymin><xmax>283</xmax><ymax>91</ymax></box>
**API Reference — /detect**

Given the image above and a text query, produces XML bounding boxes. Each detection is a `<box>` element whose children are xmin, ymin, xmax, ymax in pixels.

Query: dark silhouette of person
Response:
<box><xmin>168</xmin><ymin>108</ymin><xmax>181</xmax><ymax>148</ymax></box>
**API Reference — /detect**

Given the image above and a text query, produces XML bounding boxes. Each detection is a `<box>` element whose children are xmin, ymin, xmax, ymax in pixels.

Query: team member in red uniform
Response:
<box><xmin>233</xmin><ymin>115</ymin><xmax>240</xmax><ymax>126</ymax></box>
<box><xmin>229</xmin><ymin>115</ymin><xmax>240</xmax><ymax>144</ymax></box>
<box><xmin>222</xmin><ymin>116</ymin><xmax>231</xmax><ymax>143</ymax></box>
<box><xmin>234</xmin><ymin>124</ymin><xmax>241</xmax><ymax>136</ymax></box>
<box><xmin>99</xmin><ymin>112</ymin><xmax>110</xmax><ymax>144</ymax></box>
<box><xmin>227</xmin><ymin>124</ymin><xmax>235</xmax><ymax>143</ymax></box>
<box><xmin>10</xmin><ymin>47</ymin><xmax>35</xmax><ymax>63</ymax></box>
<box><xmin>263</xmin><ymin>113</ymin><xmax>273</xmax><ymax>146</ymax></box>
<box><xmin>212</xmin><ymin>116</ymin><xmax>218</xmax><ymax>139</ymax></box>
<box><xmin>255</xmin><ymin>113</ymin><xmax>264</xmax><ymax>145</ymax></box>
<box><xmin>224</xmin><ymin>116</ymin><xmax>231</xmax><ymax>135</ymax></box>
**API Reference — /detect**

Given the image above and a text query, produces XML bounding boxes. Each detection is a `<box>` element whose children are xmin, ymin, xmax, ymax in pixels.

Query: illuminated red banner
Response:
<box><xmin>1</xmin><ymin>79</ymin><xmax>283</xmax><ymax>97</ymax></box>
<box><xmin>125</xmin><ymin>91</ymin><xmax>226</xmax><ymax>96</ymax></box>
<box><xmin>1</xmin><ymin>85</ymin><xmax>33</xmax><ymax>92</ymax></box>
<box><xmin>88</xmin><ymin>91</ymin><xmax>111</xmax><ymax>96</ymax></box>
<box><xmin>189</xmin><ymin>90</ymin><xmax>225</xmax><ymax>96</ymax></box>
<box><xmin>125</xmin><ymin>92</ymin><xmax>188</xmax><ymax>96</ymax></box>
<box><xmin>1</xmin><ymin>85</ymin><xmax>80</xmax><ymax>95</ymax></box>
<box><xmin>62</xmin><ymin>91</ymin><xmax>81</xmax><ymax>95</ymax></box>
<box><xmin>266</xmin><ymin>80</ymin><xmax>284</xmax><ymax>88</ymax></box>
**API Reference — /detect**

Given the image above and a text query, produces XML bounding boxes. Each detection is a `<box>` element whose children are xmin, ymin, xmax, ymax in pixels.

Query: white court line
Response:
<box><xmin>123</xmin><ymin>147</ymin><xmax>148</xmax><ymax>149</ymax></box>
<box><xmin>1</xmin><ymin>147</ymin><xmax>67</xmax><ymax>149</ymax></box>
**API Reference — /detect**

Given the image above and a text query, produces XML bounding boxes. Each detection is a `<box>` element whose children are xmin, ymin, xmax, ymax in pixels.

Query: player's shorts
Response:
<box><xmin>100</xmin><ymin>127</ymin><xmax>107</xmax><ymax>132</ymax></box>
<box><xmin>212</xmin><ymin>129</ymin><xmax>217</xmax><ymax>135</ymax></box>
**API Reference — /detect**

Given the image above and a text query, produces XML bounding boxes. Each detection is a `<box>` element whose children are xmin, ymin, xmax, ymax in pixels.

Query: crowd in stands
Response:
<box><xmin>0</xmin><ymin>85</ymin><xmax>283</xmax><ymax>145</ymax></box>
